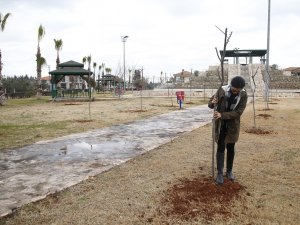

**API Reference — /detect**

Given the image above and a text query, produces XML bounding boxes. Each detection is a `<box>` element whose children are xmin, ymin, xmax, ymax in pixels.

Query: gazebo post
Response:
<box><xmin>50</xmin><ymin>76</ymin><xmax>57</xmax><ymax>98</ymax></box>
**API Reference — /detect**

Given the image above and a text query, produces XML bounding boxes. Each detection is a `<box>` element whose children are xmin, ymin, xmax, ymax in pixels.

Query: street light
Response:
<box><xmin>121</xmin><ymin>35</ymin><xmax>129</xmax><ymax>91</ymax></box>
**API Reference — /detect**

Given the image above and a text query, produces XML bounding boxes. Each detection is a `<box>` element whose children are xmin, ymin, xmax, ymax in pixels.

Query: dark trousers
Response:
<box><xmin>217</xmin><ymin>127</ymin><xmax>235</xmax><ymax>172</ymax></box>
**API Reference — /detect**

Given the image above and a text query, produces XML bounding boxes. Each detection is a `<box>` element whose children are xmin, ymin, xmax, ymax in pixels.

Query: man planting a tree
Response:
<box><xmin>208</xmin><ymin>76</ymin><xmax>248</xmax><ymax>185</ymax></box>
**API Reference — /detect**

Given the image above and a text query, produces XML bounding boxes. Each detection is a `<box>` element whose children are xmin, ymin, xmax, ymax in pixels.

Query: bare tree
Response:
<box><xmin>211</xmin><ymin>26</ymin><xmax>232</xmax><ymax>179</ymax></box>
<box><xmin>215</xmin><ymin>26</ymin><xmax>232</xmax><ymax>86</ymax></box>
<box><xmin>249</xmin><ymin>66</ymin><xmax>260</xmax><ymax>128</ymax></box>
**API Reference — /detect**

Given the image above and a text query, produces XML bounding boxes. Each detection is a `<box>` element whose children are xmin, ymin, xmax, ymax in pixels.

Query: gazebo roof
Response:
<box><xmin>59</xmin><ymin>60</ymin><xmax>84</xmax><ymax>68</ymax></box>
<box><xmin>49</xmin><ymin>67</ymin><xmax>92</xmax><ymax>75</ymax></box>
<box><xmin>49</xmin><ymin>60</ymin><xmax>92</xmax><ymax>76</ymax></box>
<box><xmin>220</xmin><ymin>49</ymin><xmax>267</xmax><ymax>57</ymax></box>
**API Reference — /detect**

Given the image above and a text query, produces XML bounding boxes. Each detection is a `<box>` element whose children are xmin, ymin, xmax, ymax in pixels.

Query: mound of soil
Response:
<box><xmin>161</xmin><ymin>176</ymin><xmax>245</xmax><ymax>221</ymax></box>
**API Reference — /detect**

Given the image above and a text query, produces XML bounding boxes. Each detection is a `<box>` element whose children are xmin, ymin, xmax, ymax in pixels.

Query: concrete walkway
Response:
<box><xmin>0</xmin><ymin>105</ymin><xmax>213</xmax><ymax>217</ymax></box>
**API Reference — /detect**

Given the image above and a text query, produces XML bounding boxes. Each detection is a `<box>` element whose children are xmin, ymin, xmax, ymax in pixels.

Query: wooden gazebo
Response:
<box><xmin>49</xmin><ymin>60</ymin><xmax>93</xmax><ymax>98</ymax></box>
<box><xmin>96</xmin><ymin>74</ymin><xmax>124</xmax><ymax>93</ymax></box>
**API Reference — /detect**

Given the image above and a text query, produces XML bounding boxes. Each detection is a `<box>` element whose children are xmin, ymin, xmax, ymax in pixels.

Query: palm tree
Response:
<box><xmin>87</xmin><ymin>55</ymin><xmax>91</xmax><ymax>69</ymax></box>
<box><xmin>101</xmin><ymin>63</ymin><xmax>105</xmax><ymax>76</ymax></box>
<box><xmin>79</xmin><ymin>57</ymin><xmax>85</xmax><ymax>89</ymax></box>
<box><xmin>87</xmin><ymin>55</ymin><xmax>92</xmax><ymax>97</ymax></box>
<box><xmin>0</xmin><ymin>12</ymin><xmax>11</xmax><ymax>91</ymax></box>
<box><xmin>98</xmin><ymin>65</ymin><xmax>102</xmax><ymax>76</ymax></box>
<box><xmin>82</xmin><ymin>55</ymin><xmax>92</xmax><ymax>118</ymax></box>
<box><xmin>93</xmin><ymin>62</ymin><xmax>97</xmax><ymax>81</ymax></box>
<box><xmin>36</xmin><ymin>56</ymin><xmax>47</xmax><ymax>97</ymax></box>
<box><xmin>82</xmin><ymin>56</ymin><xmax>87</xmax><ymax>66</ymax></box>
<box><xmin>36</xmin><ymin>25</ymin><xmax>45</xmax><ymax>89</ymax></box>
<box><xmin>54</xmin><ymin>39</ymin><xmax>63</xmax><ymax>69</ymax></box>
<box><xmin>97</xmin><ymin>65</ymin><xmax>102</xmax><ymax>92</ymax></box>
<box><xmin>37</xmin><ymin>57</ymin><xmax>47</xmax><ymax>70</ymax></box>
<box><xmin>0</xmin><ymin>12</ymin><xmax>10</xmax><ymax>31</ymax></box>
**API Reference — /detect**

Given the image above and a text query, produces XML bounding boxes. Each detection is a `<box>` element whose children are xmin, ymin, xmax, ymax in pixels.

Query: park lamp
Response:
<box><xmin>121</xmin><ymin>35</ymin><xmax>129</xmax><ymax>42</ymax></box>
<box><xmin>121</xmin><ymin>35</ymin><xmax>129</xmax><ymax>91</ymax></box>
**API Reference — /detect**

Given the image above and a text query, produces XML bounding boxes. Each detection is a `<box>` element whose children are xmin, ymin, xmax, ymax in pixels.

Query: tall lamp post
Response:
<box><xmin>121</xmin><ymin>35</ymin><xmax>129</xmax><ymax>91</ymax></box>
<box><xmin>265</xmin><ymin>0</ymin><xmax>271</xmax><ymax>108</ymax></box>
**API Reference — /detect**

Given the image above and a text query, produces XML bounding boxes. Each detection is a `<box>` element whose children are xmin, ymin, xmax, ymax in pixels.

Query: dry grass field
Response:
<box><xmin>0</xmin><ymin>97</ymin><xmax>299</xmax><ymax>225</ymax></box>
<box><xmin>0</xmin><ymin>95</ymin><xmax>204</xmax><ymax>151</ymax></box>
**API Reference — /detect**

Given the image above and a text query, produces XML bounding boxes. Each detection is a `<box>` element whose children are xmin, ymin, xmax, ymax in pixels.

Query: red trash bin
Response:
<box><xmin>176</xmin><ymin>91</ymin><xmax>183</xmax><ymax>101</ymax></box>
<box><xmin>180</xmin><ymin>91</ymin><xmax>185</xmax><ymax>100</ymax></box>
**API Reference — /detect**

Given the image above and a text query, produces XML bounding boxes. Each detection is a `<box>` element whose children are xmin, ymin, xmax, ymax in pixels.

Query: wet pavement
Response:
<box><xmin>0</xmin><ymin>105</ymin><xmax>212</xmax><ymax>217</ymax></box>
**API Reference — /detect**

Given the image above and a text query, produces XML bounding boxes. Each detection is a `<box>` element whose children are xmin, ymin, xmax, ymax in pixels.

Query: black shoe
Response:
<box><xmin>226</xmin><ymin>171</ymin><xmax>235</xmax><ymax>181</ymax></box>
<box><xmin>216</xmin><ymin>173</ymin><xmax>224</xmax><ymax>185</ymax></box>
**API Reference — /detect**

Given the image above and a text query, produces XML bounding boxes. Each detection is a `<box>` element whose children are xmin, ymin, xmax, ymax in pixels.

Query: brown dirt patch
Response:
<box><xmin>74</xmin><ymin>119</ymin><xmax>94</xmax><ymax>123</ymax></box>
<box><xmin>245</xmin><ymin>127</ymin><xmax>273</xmax><ymax>134</ymax></box>
<box><xmin>64</xmin><ymin>103</ymin><xmax>83</xmax><ymax>106</ymax></box>
<box><xmin>160</xmin><ymin>176</ymin><xmax>245</xmax><ymax>221</ymax></box>
<box><xmin>120</xmin><ymin>109</ymin><xmax>148</xmax><ymax>113</ymax></box>
<box><xmin>257</xmin><ymin>113</ymin><xmax>272</xmax><ymax>119</ymax></box>
<box><xmin>258</xmin><ymin>108</ymin><xmax>274</xmax><ymax>111</ymax></box>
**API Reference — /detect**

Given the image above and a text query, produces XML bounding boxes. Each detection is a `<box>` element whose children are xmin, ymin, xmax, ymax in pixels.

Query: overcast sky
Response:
<box><xmin>1</xmin><ymin>0</ymin><xmax>299</xmax><ymax>80</ymax></box>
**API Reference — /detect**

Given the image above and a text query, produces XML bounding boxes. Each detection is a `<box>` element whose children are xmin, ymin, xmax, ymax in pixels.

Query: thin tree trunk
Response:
<box><xmin>212</xmin><ymin>26</ymin><xmax>232</xmax><ymax>180</ymax></box>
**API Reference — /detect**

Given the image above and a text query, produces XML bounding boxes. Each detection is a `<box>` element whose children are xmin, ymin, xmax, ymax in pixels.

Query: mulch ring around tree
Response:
<box><xmin>256</xmin><ymin>113</ymin><xmax>272</xmax><ymax>119</ymax></box>
<box><xmin>258</xmin><ymin>108</ymin><xmax>274</xmax><ymax>111</ymax></box>
<box><xmin>74</xmin><ymin>119</ymin><xmax>94</xmax><ymax>123</ymax></box>
<box><xmin>120</xmin><ymin>109</ymin><xmax>148</xmax><ymax>113</ymax></box>
<box><xmin>64</xmin><ymin>103</ymin><xmax>83</xmax><ymax>105</ymax></box>
<box><xmin>245</xmin><ymin>127</ymin><xmax>274</xmax><ymax>135</ymax></box>
<box><xmin>160</xmin><ymin>176</ymin><xmax>245</xmax><ymax>222</ymax></box>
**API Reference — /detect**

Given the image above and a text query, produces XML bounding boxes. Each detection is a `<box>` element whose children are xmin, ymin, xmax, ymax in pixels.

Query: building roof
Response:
<box><xmin>283</xmin><ymin>67</ymin><xmax>300</xmax><ymax>71</ymax></box>
<box><xmin>173</xmin><ymin>71</ymin><xmax>192</xmax><ymax>77</ymax></box>
<box><xmin>41</xmin><ymin>76</ymin><xmax>50</xmax><ymax>81</ymax></box>
<box><xmin>220</xmin><ymin>49</ymin><xmax>267</xmax><ymax>57</ymax></box>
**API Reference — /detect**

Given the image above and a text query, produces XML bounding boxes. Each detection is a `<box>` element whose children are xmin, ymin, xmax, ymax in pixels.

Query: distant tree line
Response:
<box><xmin>2</xmin><ymin>75</ymin><xmax>48</xmax><ymax>98</ymax></box>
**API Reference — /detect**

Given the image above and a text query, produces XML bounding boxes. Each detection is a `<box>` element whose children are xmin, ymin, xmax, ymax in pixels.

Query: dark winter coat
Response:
<box><xmin>208</xmin><ymin>85</ymin><xmax>248</xmax><ymax>143</ymax></box>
